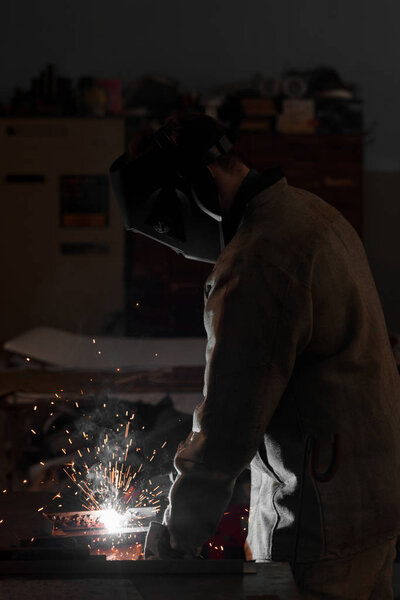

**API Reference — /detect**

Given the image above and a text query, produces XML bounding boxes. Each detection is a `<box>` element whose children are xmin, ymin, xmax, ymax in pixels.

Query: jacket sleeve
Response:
<box><xmin>163</xmin><ymin>255</ymin><xmax>312</xmax><ymax>555</ymax></box>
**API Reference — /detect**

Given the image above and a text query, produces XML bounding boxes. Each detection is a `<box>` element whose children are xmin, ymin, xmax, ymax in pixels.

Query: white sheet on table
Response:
<box><xmin>4</xmin><ymin>327</ymin><xmax>206</xmax><ymax>371</ymax></box>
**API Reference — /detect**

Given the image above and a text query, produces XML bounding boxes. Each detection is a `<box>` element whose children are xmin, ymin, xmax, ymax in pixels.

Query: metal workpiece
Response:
<box><xmin>44</xmin><ymin>507</ymin><xmax>156</xmax><ymax>536</ymax></box>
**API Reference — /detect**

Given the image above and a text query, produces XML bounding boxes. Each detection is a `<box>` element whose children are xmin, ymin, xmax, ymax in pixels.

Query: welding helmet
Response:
<box><xmin>109</xmin><ymin>116</ymin><xmax>233</xmax><ymax>263</ymax></box>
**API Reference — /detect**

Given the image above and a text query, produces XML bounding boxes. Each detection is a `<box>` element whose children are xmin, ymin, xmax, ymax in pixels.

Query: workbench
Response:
<box><xmin>0</xmin><ymin>562</ymin><xmax>300</xmax><ymax>600</ymax></box>
<box><xmin>0</xmin><ymin>492</ymin><xmax>300</xmax><ymax>599</ymax></box>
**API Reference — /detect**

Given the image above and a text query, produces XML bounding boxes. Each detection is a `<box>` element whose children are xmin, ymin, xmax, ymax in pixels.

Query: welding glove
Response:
<box><xmin>144</xmin><ymin>521</ymin><xmax>198</xmax><ymax>560</ymax></box>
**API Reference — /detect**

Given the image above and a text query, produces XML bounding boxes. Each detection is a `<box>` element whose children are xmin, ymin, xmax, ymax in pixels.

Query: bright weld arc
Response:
<box><xmin>60</xmin><ymin>424</ymin><xmax>164</xmax><ymax>536</ymax></box>
<box><xmin>32</xmin><ymin>348</ymin><xmax>167</xmax><ymax>555</ymax></box>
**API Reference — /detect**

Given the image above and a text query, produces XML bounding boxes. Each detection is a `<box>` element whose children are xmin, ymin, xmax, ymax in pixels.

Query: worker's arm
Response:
<box><xmin>163</xmin><ymin>254</ymin><xmax>312</xmax><ymax>555</ymax></box>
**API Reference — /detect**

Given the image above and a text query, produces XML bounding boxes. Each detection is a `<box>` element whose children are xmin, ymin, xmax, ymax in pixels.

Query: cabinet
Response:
<box><xmin>0</xmin><ymin>118</ymin><xmax>125</xmax><ymax>341</ymax></box>
<box><xmin>235</xmin><ymin>133</ymin><xmax>363</xmax><ymax>236</ymax></box>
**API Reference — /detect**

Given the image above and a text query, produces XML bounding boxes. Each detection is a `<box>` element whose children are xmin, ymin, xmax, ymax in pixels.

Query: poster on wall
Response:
<box><xmin>60</xmin><ymin>175</ymin><xmax>109</xmax><ymax>227</ymax></box>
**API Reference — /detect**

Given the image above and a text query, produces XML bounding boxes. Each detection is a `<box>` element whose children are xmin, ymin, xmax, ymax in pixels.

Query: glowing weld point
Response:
<box><xmin>26</xmin><ymin>357</ymin><xmax>30</xmax><ymax>362</ymax></box>
<box><xmin>99</xmin><ymin>509</ymin><xmax>124</xmax><ymax>533</ymax></box>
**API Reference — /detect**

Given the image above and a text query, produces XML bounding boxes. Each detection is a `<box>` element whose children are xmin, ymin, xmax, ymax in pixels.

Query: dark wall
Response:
<box><xmin>2</xmin><ymin>0</ymin><xmax>400</xmax><ymax>170</ymax></box>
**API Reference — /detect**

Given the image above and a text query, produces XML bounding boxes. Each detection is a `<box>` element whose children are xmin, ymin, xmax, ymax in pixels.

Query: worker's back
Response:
<box><xmin>227</xmin><ymin>178</ymin><xmax>400</xmax><ymax>562</ymax></box>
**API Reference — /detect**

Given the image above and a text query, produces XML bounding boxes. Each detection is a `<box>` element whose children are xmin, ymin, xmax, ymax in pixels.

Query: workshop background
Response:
<box><xmin>1</xmin><ymin>0</ymin><xmax>400</xmax><ymax>336</ymax></box>
<box><xmin>1</xmin><ymin>0</ymin><xmax>400</xmax><ymax>595</ymax></box>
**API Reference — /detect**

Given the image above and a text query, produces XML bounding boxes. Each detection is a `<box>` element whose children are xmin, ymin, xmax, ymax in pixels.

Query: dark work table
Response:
<box><xmin>0</xmin><ymin>562</ymin><xmax>300</xmax><ymax>600</ymax></box>
<box><xmin>0</xmin><ymin>492</ymin><xmax>300</xmax><ymax>599</ymax></box>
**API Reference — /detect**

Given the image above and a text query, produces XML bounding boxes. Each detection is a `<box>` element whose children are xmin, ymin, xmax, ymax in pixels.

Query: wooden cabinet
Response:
<box><xmin>235</xmin><ymin>133</ymin><xmax>363</xmax><ymax>236</ymax></box>
<box><xmin>125</xmin><ymin>235</ymin><xmax>210</xmax><ymax>336</ymax></box>
<box><xmin>0</xmin><ymin>118</ymin><xmax>125</xmax><ymax>341</ymax></box>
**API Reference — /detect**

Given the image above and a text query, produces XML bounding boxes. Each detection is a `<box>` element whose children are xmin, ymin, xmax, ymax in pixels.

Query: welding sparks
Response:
<box><xmin>59</xmin><ymin>402</ymin><xmax>167</xmax><ymax>534</ymax></box>
<box><xmin>24</xmin><ymin>372</ymin><xmax>169</xmax><ymax>552</ymax></box>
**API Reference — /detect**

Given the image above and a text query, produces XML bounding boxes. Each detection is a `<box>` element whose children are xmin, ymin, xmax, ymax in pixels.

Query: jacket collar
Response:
<box><xmin>223</xmin><ymin>168</ymin><xmax>285</xmax><ymax>243</ymax></box>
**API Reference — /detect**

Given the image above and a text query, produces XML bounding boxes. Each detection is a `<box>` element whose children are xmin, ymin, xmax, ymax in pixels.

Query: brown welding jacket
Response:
<box><xmin>164</xmin><ymin>177</ymin><xmax>400</xmax><ymax>562</ymax></box>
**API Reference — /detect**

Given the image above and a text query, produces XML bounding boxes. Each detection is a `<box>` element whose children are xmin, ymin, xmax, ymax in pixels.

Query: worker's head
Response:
<box><xmin>161</xmin><ymin>112</ymin><xmax>242</xmax><ymax>173</ymax></box>
<box><xmin>110</xmin><ymin>112</ymin><xmax>245</xmax><ymax>263</ymax></box>
<box><xmin>162</xmin><ymin>113</ymin><xmax>249</xmax><ymax>216</ymax></box>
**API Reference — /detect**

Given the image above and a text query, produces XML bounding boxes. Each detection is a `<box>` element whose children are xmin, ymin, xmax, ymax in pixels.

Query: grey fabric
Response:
<box><xmin>164</xmin><ymin>178</ymin><xmax>400</xmax><ymax>562</ymax></box>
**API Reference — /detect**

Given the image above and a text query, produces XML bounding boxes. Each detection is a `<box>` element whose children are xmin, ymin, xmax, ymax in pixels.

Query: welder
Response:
<box><xmin>110</xmin><ymin>113</ymin><xmax>400</xmax><ymax>599</ymax></box>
